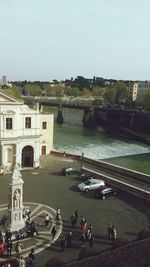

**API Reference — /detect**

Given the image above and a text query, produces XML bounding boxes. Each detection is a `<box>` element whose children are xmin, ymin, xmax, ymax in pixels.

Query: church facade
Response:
<box><xmin>0</xmin><ymin>92</ymin><xmax>54</xmax><ymax>171</ymax></box>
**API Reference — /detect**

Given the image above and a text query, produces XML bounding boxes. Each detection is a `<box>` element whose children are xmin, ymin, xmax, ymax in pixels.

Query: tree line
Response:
<box><xmin>1</xmin><ymin>76</ymin><xmax>150</xmax><ymax>110</ymax></box>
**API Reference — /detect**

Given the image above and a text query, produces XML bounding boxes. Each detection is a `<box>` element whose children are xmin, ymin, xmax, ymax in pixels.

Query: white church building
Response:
<box><xmin>0</xmin><ymin>91</ymin><xmax>54</xmax><ymax>171</ymax></box>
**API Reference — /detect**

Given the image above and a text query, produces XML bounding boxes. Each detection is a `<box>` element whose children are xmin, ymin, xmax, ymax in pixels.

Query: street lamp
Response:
<box><xmin>81</xmin><ymin>152</ymin><xmax>84</xmax><ymax>170</ymax></box>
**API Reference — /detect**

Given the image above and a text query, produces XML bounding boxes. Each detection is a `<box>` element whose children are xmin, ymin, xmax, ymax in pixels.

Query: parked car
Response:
<box><xmin>78</xmin><ymin>178</ymin><xmax>105</xmax><ymax>192</ymax></box>
<box><xmin>79</xmin><ymin>172</ymin><xmax>96</xmax><ymax>181</ymax></box>
<box><xmin>61</xmin><ymin>167</ymin><xmax>79</xmax><ymax>176</ymax></box>
<box><xmin>95</xmin><ymin>186</ymin><xmax>117</xmax><ymax>199</ymax></box>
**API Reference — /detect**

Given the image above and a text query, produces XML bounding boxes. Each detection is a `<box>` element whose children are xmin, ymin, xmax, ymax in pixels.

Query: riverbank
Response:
<box><xmin>104</xmin><ymin>153</ymin><xmax>150</xmax><ymax>175</ymax></box>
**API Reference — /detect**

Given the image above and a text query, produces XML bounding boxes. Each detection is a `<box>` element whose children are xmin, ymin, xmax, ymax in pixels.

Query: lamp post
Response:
<box><xmin>81</xmin><ymin>152</ymin><xmax>84</xmax><ymax>170</ymax></box>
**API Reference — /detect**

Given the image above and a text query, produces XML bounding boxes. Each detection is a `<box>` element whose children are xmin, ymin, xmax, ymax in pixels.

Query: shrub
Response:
<box><xmin>137</xmin><ymin>229</ymin><xmax>150</xmax><ymax>240</ymax></box>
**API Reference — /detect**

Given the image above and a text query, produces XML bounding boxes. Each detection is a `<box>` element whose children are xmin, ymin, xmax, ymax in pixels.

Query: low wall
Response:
<box><xmin>81</xmin><ymin>157</ymin><xmax>150</xmax><ymax>184</ymax></box>
<box><xmin>50</xmin><ymin>150</ymin><xmax>150</xmax><ymax>203</ymax></box>
<box><xmin>82</xmin><ymin>167</ymin><xmax>150</xmax><ymax>203</ymax></box>
<box><xmin>50</xmin><ymin>150</ymin><xmax>81</xmax><ymax>160</ymax></box>
<box><xmin>50</xmin><ymin>150</ymin><xmax>150</xmax><ymax>184</ymax></box>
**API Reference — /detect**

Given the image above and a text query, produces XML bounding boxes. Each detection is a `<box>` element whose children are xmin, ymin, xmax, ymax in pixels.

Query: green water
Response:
<box><xmin>46</xmin><ymin>106</ymin><xmax>150</xmax><ymax>174</ymax></box>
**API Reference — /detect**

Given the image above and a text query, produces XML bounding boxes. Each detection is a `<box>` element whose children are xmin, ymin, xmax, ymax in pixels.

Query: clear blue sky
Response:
<box><xmin>0</xmin><ymin>0</ymin><xmax>150</xmax><ymax>81</ymax></box>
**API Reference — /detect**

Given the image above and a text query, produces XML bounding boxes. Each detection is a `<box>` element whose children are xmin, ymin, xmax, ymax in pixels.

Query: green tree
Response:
<box><xmin>142</xmin><ymin>91</ymin><xmax>150</xmax><ymax>110</ymax></box>
<box><xmin>92</xmin><ymin>86</ymin><xmax>105</xmax><ymax>98</ymax></box>
<box><xmin>65</xmin><ymin>86</ymin><xmax>80</xmax><ymax>97</ymax></box>
<box><xmin>24</xmin><ymin>84</ymin><xmax>42</xmax><ymax>96</ymax></box>
<box><xmin>82</xmin><ymin>88</ymin><xmax>92</xmax><ymax>98</ymax></box>
<box><xmin>115</xmin><ymin>81</ymin><xmax>128</xmax><ymax>103</ymax></box>
<box><xmin>42</xmin><ymin>84</ymin><xmax>54</xmax><ymax>96</ymax></box>
<box><xmin>74</xmin><ymin>76</ymin><xmax>91</xmax><ymax>90</ymax></box>
<box><xmin>92</xmin><ymin>98</ymin><xmax>103</xmax><ymax>106</ymax></box>
<box><xmin>11</xmin><ymin>85</ymin><xmax>22</xmax><ymax>99</ymax></box>
<box><xmin>104</xmin><ymin>87</ymin><xmax>117</xmax><ymax>105</ymax></box>
<box><xmin>48</xmin><ymin>85</ymin><xmax>64</xmax><ymax>97</ymax></box>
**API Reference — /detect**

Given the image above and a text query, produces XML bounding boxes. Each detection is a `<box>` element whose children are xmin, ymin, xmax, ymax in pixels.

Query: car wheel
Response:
<box><xmin>84</xmin><ymin>188</ymin><xmax>89</xmax><ymax>193</ymax></box>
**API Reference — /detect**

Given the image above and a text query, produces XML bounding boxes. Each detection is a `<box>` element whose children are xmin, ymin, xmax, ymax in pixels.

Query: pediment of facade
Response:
<box><xmin>0</xmin><ymin>91</ymin><xmax>23</xmax><ymax>104</ymax></box>
<box><xmin>2</xmin><ymin>109</ymin><xmax>16</xmax><ymax>115</ymax></box>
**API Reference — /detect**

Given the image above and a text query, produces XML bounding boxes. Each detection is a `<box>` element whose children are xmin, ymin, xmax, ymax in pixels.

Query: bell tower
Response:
<box><xmin>7</xmin><ymin>164</ymin><xmax>25</xmax><ymax>232</ymax></box>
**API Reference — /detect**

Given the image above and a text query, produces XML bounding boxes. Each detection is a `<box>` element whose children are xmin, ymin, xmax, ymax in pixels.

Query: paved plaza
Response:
<box><xmin>0</xmin><ymin>155</ymin><xmax>149</xmax><ymax>266</ymax></box>
<box><xmin>0</xmin><ymin>202</ymin><xmax>62</xmax><ymax>264</ymax></box>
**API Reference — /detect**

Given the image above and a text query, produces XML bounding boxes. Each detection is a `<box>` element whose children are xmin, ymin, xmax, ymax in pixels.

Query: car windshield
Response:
<box><xmin>84</xmin><ymin>180</ymin><xmax>91</xmax><ymax>185</ymax></box>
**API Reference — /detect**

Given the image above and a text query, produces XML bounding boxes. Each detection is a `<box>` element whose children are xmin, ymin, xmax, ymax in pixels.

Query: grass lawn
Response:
<box><xmin>0</xmin><ymin>156</ymin><xmax>150</xmax><ymax>267</ymax></box>
<box><xmin>104</xmin><ymin>153</ymin><xmax>150</xmax><ymax>175</ymax></box>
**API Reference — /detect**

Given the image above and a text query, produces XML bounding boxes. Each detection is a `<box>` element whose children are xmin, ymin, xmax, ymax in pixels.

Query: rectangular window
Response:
<box><xmin>41</xmin><ymin>145</ymin><xmax>46</xmax><ymax>155</ymax></box>
<box><xmin>25</xmin><ymin>117</ymin><xmax>31</xmax><ymax>128</ymax></box>
<box><xmin>6</xmin><ymin>118</ymin><xmax>12</xmax><ymax>130</ymax></box>
<box><xmin>42</xmin><ymin>121</ymin><xmax>47</xmax><ymax>129</ymax></box>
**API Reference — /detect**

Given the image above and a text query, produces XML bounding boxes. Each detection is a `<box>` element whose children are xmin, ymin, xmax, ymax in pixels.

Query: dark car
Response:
<box><xmin>61</xmin><ymin>167</ymin><xmax>79</xmax><ymax>176</ymax></box>
<box><xmin>95</xmin><ymin>186</ymin><xmax>117</xmax><ymax>199</ymax></box>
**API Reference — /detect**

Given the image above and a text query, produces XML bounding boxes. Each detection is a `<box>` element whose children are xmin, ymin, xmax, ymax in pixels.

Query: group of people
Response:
<box><xmin>60</xmin><ymin>232</ymin><xmax>72</xmax><ymax>252</ymax></box>
<box><xmin>59</xmin><ymin>212</ymin><xmax>94</xmax><ymax>251</ymax></box>
<box><xmin>0</xmin><ymin>230</ymin><xmax>13</xmax><ymax>258</ymax></box>
<box><xmin>58</xmin><ymin>211</ymin><xmax>118</xmax><ymax>252</ymax></box>
<box><xmin>0</xmin><ymin>209</ymin><xmax>37</xmax><ymax>266</ymax></box>
<box><xmin>80</xmin><ymin>216</ymin><xmax>94</xmax><ymax>248</ymax></box>
<box><xmin>0</xmin><ymin>229</ymin><xmax>36</xmax><ymax>267</ymax></box>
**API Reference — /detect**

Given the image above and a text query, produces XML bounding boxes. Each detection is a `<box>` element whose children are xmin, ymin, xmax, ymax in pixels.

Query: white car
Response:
<box><xmin>78</xmin><ymin>178</ymin><xmax>105</xmax><ymax>192</ymax></box>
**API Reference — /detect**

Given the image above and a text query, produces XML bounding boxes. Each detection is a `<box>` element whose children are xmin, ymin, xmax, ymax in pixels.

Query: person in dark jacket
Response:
<box><xmin>6</xmin><ymin>239</ymin><xmax>12</xmax><ymax>257</ymax></box>
<box><xmin>28</xmin><ymin>248</ymin><xmax>35</xmax><ymax>267</ymax></box>
<box><xmin>60</xmin><ymin>236</ymin><xmax>66</xmax><ymax>252</ymax></box>
<box><xmin>66</xmin><ymin>232</ymin><xmax>72</xmax><ymax>248</ymax></box>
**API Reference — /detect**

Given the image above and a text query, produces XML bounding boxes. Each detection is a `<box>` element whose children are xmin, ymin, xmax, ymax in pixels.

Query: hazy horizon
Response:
<box><xmin>1</xmin><ymin>0</ymin><xmax>150</xmax><ymax>82</ymax></box>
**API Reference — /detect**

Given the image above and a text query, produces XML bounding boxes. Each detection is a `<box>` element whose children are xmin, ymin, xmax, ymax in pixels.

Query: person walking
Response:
<box><xmin>15</xmin><ymin>242</ymin><xmax>22</xmax><ymax>258</ymax></box>
<box><xmin>81</xmin><ymin>220</ymin><xmax>87</xmax><ymax>235</ymax></box>
<box><xmin>88</xmin><ymin>231</ymin><xmax>94</xmax><ymax>248</ymax></box>
<box><xmin>19</xmin><ymin>256</ymin><xmax>26</xmax><ymax>267</ymax></box>
<box><xmin>74</xmin><ymin>210</ymin><xmax>78</xmax><ymax>222</ymax></box>
<box><xmin>6</xmin><ymin>239</ymin><xmax>12</xmax><ymax>257</ymax></box>
<box><xmin>70</xmin><ymin>213</ymin><xmax>76</xmax><ymax>227</ymax></box>
<box><xmin>111</xmin><ymin>225</ymin><xmax>117</xmax><ymax>241</ymax></box>
<box><xmin>28</xmin><ymin>248</ymin><xmax>35</xmax><ymax>267</ymax></box>
<box><xmin>81</xmin><ymin>233</ymin><xmax>86</xmax><ymax>248</ymax></box>
<box><xmin>44</xmin><ymin>214</ymin><xmax>50</xmax><ymax>227</ymax></box>
<box><xmin>51</xmin><ymin>225</ymin><xmax>57</xmax><ymax>243</ymax></box>
<box><xmin>107</xmin><ymin>222</ymin><xmax>113</xmax><ymax>239</ymax></box>
<box><xmin>0</xmin><ymin>241</ymin><xmax>5</xmax><ymax>258</ymax></box>
<box><xmin>66</xmin><ymin>232</ymin><xmax>72</xmax><ymax>248</ymax></box>
<box><xmin>80</xmin><ymin>216</ymin><xmax>86</xmax><ymax>227</ymax></box>
<box><xmin>55</xmin><ymin>208</ymin><xmax>60</xmax><ymax>220</ymax></box>
<box><xmin>0</xmin><ymin>231</ymin><xmax>3</xmax><ymax>243</ymax></box>
<box><xmin>5</xmin><ymin>230</ymin><xmax>12</xmax><ymax>243</ymax></box>
<box><xmin>60</xmin><ymin>236</ymin><xmax>66</xmax><ymax>252</ymax></box>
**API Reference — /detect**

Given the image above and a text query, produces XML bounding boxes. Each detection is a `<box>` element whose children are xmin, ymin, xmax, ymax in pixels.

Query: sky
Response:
<box><xmin>0</xmin><ymin>0</ymin><xmax>150</xmax><ymax>82</ymax></box>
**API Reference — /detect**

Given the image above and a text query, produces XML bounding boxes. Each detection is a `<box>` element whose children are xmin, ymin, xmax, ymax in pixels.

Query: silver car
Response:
<box><xmin>78</xmin><ymin>178</ymin><xmax>105</xmax><ymax>192</ymax></box>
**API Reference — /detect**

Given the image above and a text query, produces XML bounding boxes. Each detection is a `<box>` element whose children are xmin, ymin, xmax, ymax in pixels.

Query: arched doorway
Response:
<box><xmin>22</xmin><ymin>146</ymin><xmax>34</xmax><ymax>168</ymax></box>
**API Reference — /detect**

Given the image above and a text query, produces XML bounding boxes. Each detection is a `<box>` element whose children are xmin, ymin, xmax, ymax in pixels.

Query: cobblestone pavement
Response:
<box><xmin>0</xmin><ymin>202</ymin><xmax>62</xmax><ymax>264</ymax></box>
